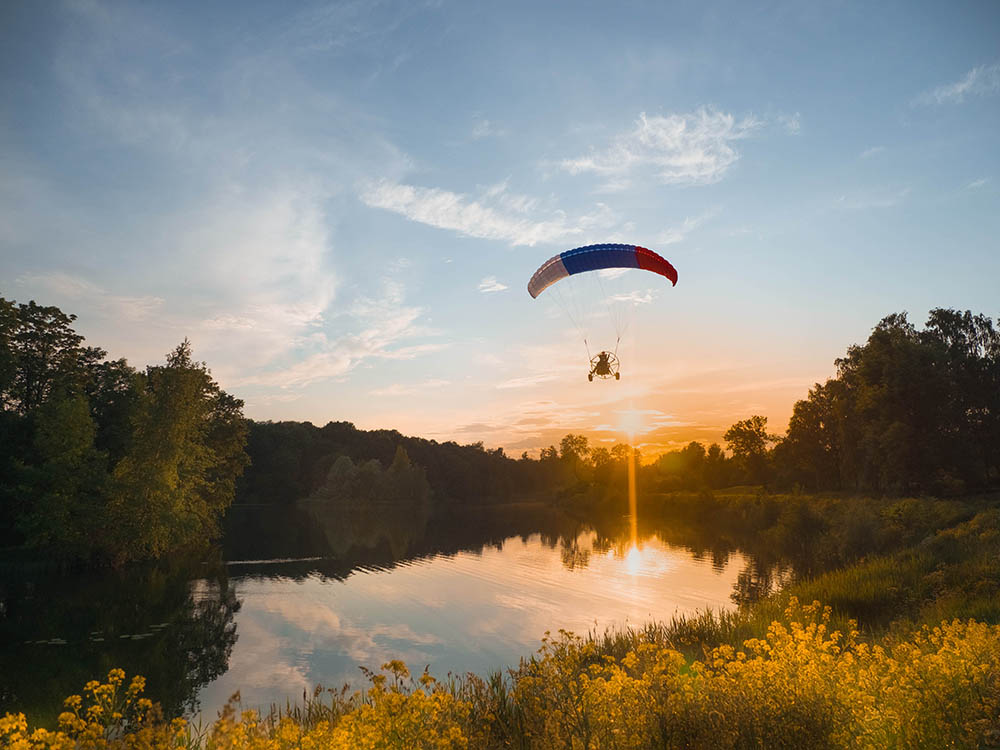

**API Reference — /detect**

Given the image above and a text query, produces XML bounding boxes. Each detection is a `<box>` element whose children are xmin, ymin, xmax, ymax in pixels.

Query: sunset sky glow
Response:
<box><xmin>2</xmin><ymin>0</ymin><xmax>998</xmax><ymax>455</ymax></box>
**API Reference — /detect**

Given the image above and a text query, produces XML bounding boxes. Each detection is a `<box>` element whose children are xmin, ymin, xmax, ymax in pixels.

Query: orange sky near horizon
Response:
<box><xmin>343</xmin><ymin>322</ymin><xmax>841</xmax><ymax>460</ymax></box>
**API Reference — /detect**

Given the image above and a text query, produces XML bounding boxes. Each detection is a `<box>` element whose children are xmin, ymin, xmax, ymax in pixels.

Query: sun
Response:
<box><xmin>617</xmin><ymin>409</ymin><xmax>646</xmax><ymax>440</ymax></box>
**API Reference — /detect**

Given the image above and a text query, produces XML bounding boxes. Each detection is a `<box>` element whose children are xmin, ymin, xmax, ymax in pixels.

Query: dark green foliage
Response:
<box><xmin>311</xmin><ymin>446</ymin><xmax>432</xmax><ymax>506</ymax></box>
<box><xmin>558</xmin><ymin>434</ymin><xmax>590</xmax><ymax>464</ymax></box>
<box><xmin>774</xmin><ymin>309</ymin><xmax>1000</xmax><ymax>494</ymax></box>
<box><xmin>86</xmin><ymin>358</ymin><xmax>141</xmax><ymax>463</ymax></box>
<box><xmin>237</xmin><ymin>421</ymin><xmax>559</xmax><ymax>506</ymax></box>
<box><xmin>724</xmin><ymin>416</ymin><xmax>779</xmax><ymax>486</ymax></box>
<box><xmin>0</xmin><ymin>299</ymin><xmax>105</xmax><ymax>414</ymax></box>
<box><xmin>0</xmin><ymin>300</ymin><xmax>110</xmax><ymax>546</ymax></box>
<box><xmin>772</xmin><ymin>382</ymin><xmax>841</xmax><ymax>490</ymax></box>
<box><xmin>106</xmin><ymin>341</ymin><xmax>248</xmax><ymax>564</ymax></box>
<box><xmin>698</xmin><ymin>308</ymin><xmax>1000</xmax><ymax>496</ymax></box>
<box><xmin>0</xmin><ymin>297</ymin><xmax>248</xmax><ymax>565</ymax></box>
<box><xmin>14</xmin><ymin>393</ymin><xmax>108</xmax><ymax>559</ymax></box>
<box><xmin>637</xmin><ymin>489</ymin><xmax>976</xmax><ymax>600</ymax></box>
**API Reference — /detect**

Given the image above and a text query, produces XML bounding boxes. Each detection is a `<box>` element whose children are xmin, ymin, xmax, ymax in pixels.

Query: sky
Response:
<box><xmin>1</xmin><ymin>0</ymin><xmax>998</xmax><ymax>456</ymax></box>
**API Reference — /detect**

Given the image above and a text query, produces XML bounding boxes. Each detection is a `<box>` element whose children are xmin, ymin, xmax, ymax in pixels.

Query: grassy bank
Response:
<box><xmin>5</xmin><ymin>495</ymin><xmax>1000</xmax><ymax>749</ymax></box>
<box><xmin>642</xmin><ymin>489</ymin><xmax>984</xmax><ymax>577</ymax></box>
<box><xmin>593</xmin><ymin>499</ymin><xmax>1000</xmax><ymax>652</ymax></box>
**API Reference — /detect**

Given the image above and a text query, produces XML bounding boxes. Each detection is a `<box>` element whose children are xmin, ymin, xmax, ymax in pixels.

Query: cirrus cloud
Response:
<box><xmin>560</xmin><ymin>108</ymin><xmax>762</xmax><ymax>189</ymax></box>
<box><xmin>360</xmin><ymin>179</ymin><xmax>617</xmax><ymax>247</ymax></box>
<box><xmin>478</xmin><ymin>276</ymin><xmax>509</xmax><ymax>293</ymax></box>
<box><xmin>916</xmin><ymin>62</ymin><xmax>1000</xmax><ymax>105</ymax></box>
<box><xmin>370</xmin><ymin>379</ymin><xmax>451</xmax><ymax>397</ymax></box>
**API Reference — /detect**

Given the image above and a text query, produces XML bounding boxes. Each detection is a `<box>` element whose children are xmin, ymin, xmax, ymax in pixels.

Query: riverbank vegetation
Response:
<box><xmin>7</xmin><ymin>606</ymin><xmax>1000</xmax><ymax>748</ymax></box>
<box><xmin>0</xmin><ymin>298</ymin><xmax>248</xmax><ymax>565</ymax></box>
<box><xmin>7</xmin><ymin>298</ymin><xmax>995</xmax><ymax>570</ymax></box>
<box><xmin>6</xmin><ymin>495</ymin><xmax>1000</xmax><ymax>748</ymax></box>
<box><xmin>650</xmin><ymin>308</ymin><xmax>1000</xmax><ymax>496</ymax></box>
<box><xmin>240</xmin><ymin>308</ymin><xmax>998</xmax><ymax>520</ymax></box>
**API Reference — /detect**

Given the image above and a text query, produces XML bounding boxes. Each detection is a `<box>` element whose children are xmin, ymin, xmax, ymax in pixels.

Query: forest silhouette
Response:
<box><xmin>2</xmin><ymin>296</ymin><xmax>999</xmax><ymax>567</ymax></box>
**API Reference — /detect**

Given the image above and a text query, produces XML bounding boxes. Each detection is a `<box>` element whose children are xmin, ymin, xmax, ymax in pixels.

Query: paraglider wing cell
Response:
<box><xmin>527</xmin><ymin>243</ymin><xmax>677</xmax><ymax>298</ymax></box>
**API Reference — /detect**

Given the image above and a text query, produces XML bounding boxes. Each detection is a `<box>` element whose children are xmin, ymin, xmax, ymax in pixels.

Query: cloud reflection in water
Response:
<box><xmin>195</xmin><ymin>530</ymin><xmax>745</xmax><ymax>718</ymax></box>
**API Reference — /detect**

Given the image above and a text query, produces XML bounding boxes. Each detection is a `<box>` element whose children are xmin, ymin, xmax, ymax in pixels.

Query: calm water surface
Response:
<box><xmin>196</xmin><ymin>528</ymin><xmax>746</xmax><ymax>717</ymax></box>
<box><xmin>1</xmin><ymin>503</ymin><xmax>754</xmax><ymax>722</ymax></box>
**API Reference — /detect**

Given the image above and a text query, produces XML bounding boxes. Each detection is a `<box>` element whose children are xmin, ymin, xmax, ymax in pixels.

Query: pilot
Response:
<box><xmin>593</xmin><ymin>352</ymin><xmax>612</xmax><ymax>377</ymax></box>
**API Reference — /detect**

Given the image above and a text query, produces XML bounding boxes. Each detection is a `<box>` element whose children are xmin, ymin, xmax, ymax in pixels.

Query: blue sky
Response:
<box><xmin>2</xmin><ymin>0</ymin><xmax>998</xmax><ymax>454</ymax></box>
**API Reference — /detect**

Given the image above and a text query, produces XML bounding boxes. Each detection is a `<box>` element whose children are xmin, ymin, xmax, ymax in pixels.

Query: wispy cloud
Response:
<box><xmin>360</xmin><ymin>179</ymin><xmax>617</xmax><ymax>246</ymax></box>
<box><xmin>278</xmin><ymin>0</ymin><xmax>423</xmax><ymax>57</ymax></box>
<box><xmin>607</xmin><ymin>290</ymin><xmax>654</xmax><ymax>305</ymax></box>
<box><xmin>778</xmin><ymin>112</ymin><xmax>801</xmax><ymax>135</ymax></box>
<box><xmin>14</xmin><ymin>0</ymin><xmax>433</xmax><ymax>399</ymax></box>
<box><xmin>598</xmin><ymin>268</ymin><xmax>629</xmax><ymax>280</ymax></box>
<box><xmin>835</xmin><ymin>186</ymin><xmax>911</xmax><ymax>210</ymax></box>
<box><xmin>233</xmin><ymin>279</ymin><xmax>444</xmax><ymax>389</ymax></box>
<box><xmin>496</xmin><ymin>373</ymin><xmax>562</xmax><ymax>389</ymax></box>
<box><xmin>452</xmin><ymin>421</ymin><xmax>503</xmax><ymax>434</ymax></box>
<box><xmin>860</xmin><ymin>146</ymin><xmax>885</xmax><ymax>159</ymax></box>
<box><xmin>16</xmin><ymin>264</ymin><xmax>441</xmax><ymax>393</ymax></box>
<box><xmin>370</xmin><ymin>379</ymin><xmax>451</xmax><ymax>397</ymax></box>
<box><xmin>471</xmin><ymin>118</ymin><xmax>504</xmax><ymax>139</ymax></box>
<box><xmin>12</xmin><ymin>187</ymin><xmax>338</xmax><ymax>374</ymax></box>
<box><xmin>438</xmin><ymin>397</ymin><xmax>605</xmax><ymax>449</ymax></box>
<box><xmin>966</xmin><ymin>177</ymin><xmax>990</xmax><ymax>190</ymax></box>
<box><xmin>15</xmin><ymin>273</ymin><xmax>164</xmax><ymax>322</ymax></box>
<box><xmin>235</xmin><ymin>338</ymin><xmax>447</xmax><ymax>390</ymax></box>
<box><xmin>560</xmin><ymin>108</ymin><xmax>762</xmax><ymax>189</ymax></box>
<box><xmin>916</xmin><ymin>62</ymin><xmax>1000</xmax><ymax>105</ymax></box>
<box><xmin>478</xmin><ymin>276</ymin><xmax>508</xmax><ymax>293</ymax></box>
<box><xmin>591</xmin><ymin>409</ymin><xmax>685</xmax><ymax>435</ymax></box>
<box><xmin>655</xmin><ymin>209</ymin><xmax>718</xmax><ymax>246</ymax></box>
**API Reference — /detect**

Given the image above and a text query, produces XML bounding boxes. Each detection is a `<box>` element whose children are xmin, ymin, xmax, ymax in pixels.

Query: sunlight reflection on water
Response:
<box><xmin>193</xmin><ymin>528</ymin><xmax>746</xmax><ymax>719</ymax></box>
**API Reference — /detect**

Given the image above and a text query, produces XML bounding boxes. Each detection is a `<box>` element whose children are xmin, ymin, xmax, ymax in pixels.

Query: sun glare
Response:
<box><xmin>617</xmin><ymin>409</ymin><xmax>646</xmax><ymax>440</ymax></box>
<box><xmin>624</xmin><ymin>543</ymin><xmax>643</xmax><ymax>576</ymax></box>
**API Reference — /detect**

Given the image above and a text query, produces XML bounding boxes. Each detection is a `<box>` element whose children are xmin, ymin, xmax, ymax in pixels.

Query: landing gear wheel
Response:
<box><xmin>615</xmin><ymin>372</ymin><xmax>620</xmax><ymax>380</ymax></box>
<box><xmin>588</xmin><ymin>373</ymin><xmax>593</xmax><ymax>382</ymax></box>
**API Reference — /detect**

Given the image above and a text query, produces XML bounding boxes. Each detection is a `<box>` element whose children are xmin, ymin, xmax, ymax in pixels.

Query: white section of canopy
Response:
<box><xmin>526</xmin><ymin>255</ymin><xmax>568</xmax><ymax>298</ymax></box>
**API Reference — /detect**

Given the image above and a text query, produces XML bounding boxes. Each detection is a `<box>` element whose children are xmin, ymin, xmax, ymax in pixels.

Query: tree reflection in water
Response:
<box><xmin>2</xmin><ymin>497</ymin><xmax>814</xmax><ymax>725</ymax></box>
<box><xmin>559</xmin><ymin>537</ymin><xmax>592</xmax><ymax>570</ymax></box>
<box><xmin>0</xmin><ymin>551</ymin><xmax>239</xmax><ymax>725</ymax></box>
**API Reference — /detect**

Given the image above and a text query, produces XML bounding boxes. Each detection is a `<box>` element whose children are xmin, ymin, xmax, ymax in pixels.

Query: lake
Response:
<box><xmin>0</xmin><ymin>501</ymin><xmax>759</xmax><ymax>723</ymax></box>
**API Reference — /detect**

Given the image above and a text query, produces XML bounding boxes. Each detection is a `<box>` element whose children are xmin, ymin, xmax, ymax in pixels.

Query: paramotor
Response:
<box><xmin>527</xmin><ymin>243</ymin><xmax>677</xmax><ymax>382</ymax></box>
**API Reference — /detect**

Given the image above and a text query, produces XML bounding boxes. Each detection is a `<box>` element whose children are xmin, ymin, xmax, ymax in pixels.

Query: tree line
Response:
<box><xmin>3</xmin><ymin>296</ymin><xmax>996</xmax><ymax>566</ymax></box>
<box><xmin>0</xmin><ymin>298</ymin><xmax>248</xmax><ymax>565</ymax></box>
<box><xmin>526</xmin><ymin>308</ymin><xmax>1000</xmax><ymax>500</ymax></box>
<box><xmin>646</xmin><ymin>308</ymin><xmax>1000</xmax><ymax>495</ymax></box>
<box><xmin>238</xmin><ymin>420</ymin><xmax>565</xmax><ymax>506</ymax></box>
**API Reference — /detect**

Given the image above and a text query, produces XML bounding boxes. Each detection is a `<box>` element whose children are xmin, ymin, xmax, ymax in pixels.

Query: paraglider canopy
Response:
<box><xmin>527</xmin><ymin>243</ymin><xmax>677</xmax><ymax>299</ymax></box>
<box><xmin>527</xmin><ymin>242</ymin><xmax>678</xmax><ymax>383</ymax></box>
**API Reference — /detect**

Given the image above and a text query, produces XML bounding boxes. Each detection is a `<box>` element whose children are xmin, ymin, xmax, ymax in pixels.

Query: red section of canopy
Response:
<box><xmin>635</xmin><ymin>246</ymin><xmax>678</xmax><ymax>286</ymax></box>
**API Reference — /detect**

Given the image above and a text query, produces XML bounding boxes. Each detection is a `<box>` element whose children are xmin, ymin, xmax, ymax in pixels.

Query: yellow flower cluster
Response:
<box><xmin>207</xmin><ymin>661</ymin><xmax>470</xmax><ymax>750</ymax></box>
<box><xmin>510</xmin><ymin>599</ymin><xmax>1000</xmax><ymax>749</ymax></box>
<box><xmin>0</xmin><ymin>669</ymin><xmax>186</xmax><ymax>750</ymax></box>
<box><xmin>4</xmin><ymin>601</ymin><xmax>999</xmax><ymax>749</ymax></box>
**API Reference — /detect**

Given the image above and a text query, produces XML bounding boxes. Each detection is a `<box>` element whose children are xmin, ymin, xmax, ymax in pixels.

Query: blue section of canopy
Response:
<box><xmin>559</xmin><ymin>244</ymin><xmax>640</xmax><ymax>276</ymax></box>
